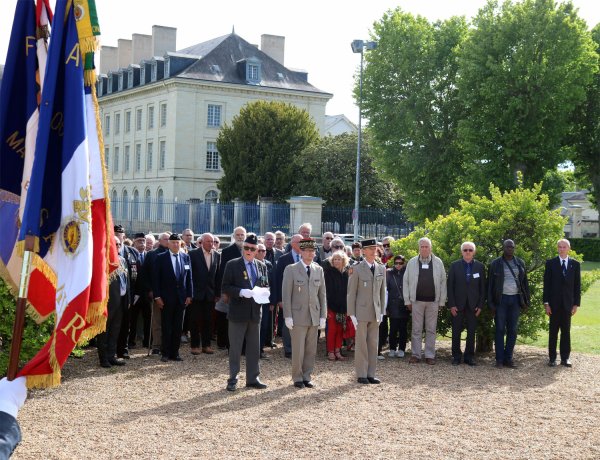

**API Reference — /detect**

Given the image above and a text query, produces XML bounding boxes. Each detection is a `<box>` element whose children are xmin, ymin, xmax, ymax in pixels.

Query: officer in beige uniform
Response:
<box><xmin>282</xmin><ymin>238</ymin><xmax>327</xmax><ymax>388</ymax></box>
<box><xmin>348</xmin><ymin>238</ymin><xmax>386</xmax><ymax>384</ymax></box>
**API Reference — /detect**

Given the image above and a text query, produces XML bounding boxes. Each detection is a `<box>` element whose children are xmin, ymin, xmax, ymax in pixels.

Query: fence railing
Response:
<box><xmin>110</xmin><ymin>198</ymin><xmax>413</xmax><ymax>240</ymax></box>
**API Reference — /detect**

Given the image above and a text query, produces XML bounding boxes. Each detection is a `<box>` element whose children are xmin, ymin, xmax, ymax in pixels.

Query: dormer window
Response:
<box><xmin>140</xmin><ymin>67</ymin><xmax>145</xmax><ymax>84</ymax></box>
<box><xmin>118</xmin><ymin>72</ymin><xmax>124</xmax><ymax>91</ymax></box>
<box><xmin>165</xmin><ymin>57</ymin><xmax>170</xmax><ymax>78</ymax></box>
<box><xmin>128</xmin><ymin>69</ymin><xmax>133</xmax><ymax>88</ymax></box>
<box><xmin>151</xmin><ymin>63</ymin><xmax>157</xmax><ymax>82</ymax></box>
<box><xmin>248</xmin><ymin>64</ymin><xmax>259</xmax><ymax>81</ymax></box>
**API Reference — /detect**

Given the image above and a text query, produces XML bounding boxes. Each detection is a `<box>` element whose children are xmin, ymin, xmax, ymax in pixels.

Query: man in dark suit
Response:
<box><xmin>215</xmin><ymin>226</ymin><xmax>246</xmax><ymax>349</ymax></box>
<box><xmin>152</xmin><ymin>233</ymin><xmax>193</xmax><ymax>362</ymax></box>
<box><xmin>128</xmin><ymin>232</ymin><xmax>151</xmax><ymax>349</ymax></box>
<box><xmin>221</xmin><ymin>233</ymin><xmax>269</xmax><ymax>391</ymax></box>
<box><xmin>543</xmin><ymin>238</ymin><xmax>581</xmax><ymax>367</ymax></box>
<box><xmin>447</xmin><ymin>241</ymin><xmax>486</xmax><ymax>366</ymax></box>
<box><xmin>263</xmin><ymin>232</ymin><xmax>283</xmax><ymax>266</ymax></box>
<box><xmin>274</xmin><ymin>234</ymin><xmax>303</xmax><ymax>358</ymax></box>
<box><xmin>189</xmin><ymin>233</ymin><xmax>221</xmax><ymax>355</ymax></box>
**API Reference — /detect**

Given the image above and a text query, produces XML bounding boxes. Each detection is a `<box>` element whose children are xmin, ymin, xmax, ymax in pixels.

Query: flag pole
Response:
<box><xmin>8</xmin><ymin>235</ymin><xmax>36</xmax><ymax>380</ymax></box>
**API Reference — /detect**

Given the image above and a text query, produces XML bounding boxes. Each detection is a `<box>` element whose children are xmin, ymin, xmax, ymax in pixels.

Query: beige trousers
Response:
<box><xmin>411</xmin><ymin>300</ymin><xmax>438</xmax><ymax>359</ymax></box>
<box><xmin>290</xmin><ymin>325</ymin><xmax>318</xmax><ymax>383</ymax></box>
<box><xmin>355</xmin><ymin>320</ymin><xmax>379</xmax><ymax>378</ymax></box>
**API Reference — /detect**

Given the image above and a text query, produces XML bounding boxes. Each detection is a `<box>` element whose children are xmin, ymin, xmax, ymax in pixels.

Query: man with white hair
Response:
<box><xmin>318</xmin><ymin>231</ymin><xmax>335</xmax><ymax>262</ymax></box>
<box><xmin>403</xmin><ymin>237</ymin><xmax>447</xmax><ymax>365</ymax></box>
<box><xmin>447</xmin><ymin>242</ymin><xmax>486</xmax><ymax>366</ymax></box>
<box><xmin>145</xmin><ymin>234</ymin><xmax>156</xmax><ymax>251</ymax></box>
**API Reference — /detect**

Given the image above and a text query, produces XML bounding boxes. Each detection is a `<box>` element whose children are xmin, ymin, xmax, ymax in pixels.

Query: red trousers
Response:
<box><xmin>326</xmin><ymin>310</ymin><xmax>344</xmax><ymax>352</ymax></box>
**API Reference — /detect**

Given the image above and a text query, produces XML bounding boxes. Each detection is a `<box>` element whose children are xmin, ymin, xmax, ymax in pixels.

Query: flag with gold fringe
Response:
<box><xmin>16</xmin><ymin>0</ymin><xmax>117</xmax><ymax>389</ymax></box>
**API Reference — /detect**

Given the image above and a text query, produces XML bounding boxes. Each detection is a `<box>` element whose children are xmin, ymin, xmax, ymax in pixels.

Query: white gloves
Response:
<box><xmin>379</xmin><ymin>314</ymin><xmax>384</xmax><ymax>323</ymax></box>
<box><xmin>350</xmin><ymin>315</ymin><xmax>358</xmax><ymax>329</ymax></box>
<box><xmin>285</xmin><ymin>317</ymin><xmax>294</xmax><ymax>330</ymax></box>
<box><xmin>239</xmin><ymin>289</ymin><xmax>253</xmax><ymax>298</ymax></box>
<box><xmin>319</xmin><ymin>317</ymin><xmax>326</xmax><ymax>330</ymax></box>
<box><xmin>0</xmin><ymin>377</ymin><xmax>27</xmax><ymax>419</ymax></box>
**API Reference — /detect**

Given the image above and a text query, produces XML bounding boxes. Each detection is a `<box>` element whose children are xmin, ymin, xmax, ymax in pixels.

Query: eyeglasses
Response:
<box><xmin>462</xmin><ymin>248</ymin><xmax>474</xmax><ymax>252</ymax></box>
<box><xmin>116</xmin><ymin>243</ymin><xmax>122</xmax><ymax>247</ymax></box>
<box><xmin>383</xmin><ymin>244</ymin><xmax>390</xmax><ymax>248</ymax></box>
<box><xmin>257</xmin><ymin>249</ymin><xmax>266</xmax><ymax>253</ymax></box>
<box><xmin>332</xmin><ymin>245</ymin><xmax>344</xmax><ymax>249</ymax></box>
<box><xmin>324</xmin><ymin>237</ymin><xmax>333</xmax><ymax>240</ymax></box>
<box><xmin>243</xmin><ymin>246</ymin><xmax>257</xmax><ymax>252</ymax></box>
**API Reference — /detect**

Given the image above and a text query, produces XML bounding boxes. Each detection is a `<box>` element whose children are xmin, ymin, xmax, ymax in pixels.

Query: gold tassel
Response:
<box><xmin>15</xmin><ymin>237</ymin><xmax>40</xmax><ymax>258</ymax></box>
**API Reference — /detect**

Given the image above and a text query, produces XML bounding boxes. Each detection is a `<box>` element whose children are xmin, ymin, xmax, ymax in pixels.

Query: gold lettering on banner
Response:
<box><xmin>6</xmin><ymin>131</ymin><xmax>26</xmax><ymax>158</ymax></box>
<box><xmin>65</xmin><ymin>43</ymin><xmax>80</xmax><ymax>67</ymax></box>
<box><xmin>25</xmin><ymin>36</ymin><xmax>35</xmax><ymax>56</ymax></box>
<box><xmin>50</xmin><ymin>112</ymin><xmax>64</xmax><ymax>137</ymax></box>
<box><xmin>72</xmin><ymin>187</ymin><xmax>91</xmax><ymax>223</ymax></box>
<box><xmin>60</xmin><ymin>312</ymin><xmax>86</xmax><ymax>343</ymax></box>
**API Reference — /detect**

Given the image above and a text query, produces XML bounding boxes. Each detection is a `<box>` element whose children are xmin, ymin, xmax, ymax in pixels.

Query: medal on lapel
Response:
<box><xmin>243</xmin><ymin>271</ymin><xmax>248</xmax><ymax>280</ymax></box>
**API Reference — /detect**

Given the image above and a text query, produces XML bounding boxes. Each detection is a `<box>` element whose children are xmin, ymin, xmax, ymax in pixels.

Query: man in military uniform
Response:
<box><xmin>281</xmin><ymin>238</ymin><xmax>327</xmax><ymax>388</ymax></box>
<box><xmin>347</xmin><ymin>238</ymin><xmax>386</xmax><ymax>384</ymax></box>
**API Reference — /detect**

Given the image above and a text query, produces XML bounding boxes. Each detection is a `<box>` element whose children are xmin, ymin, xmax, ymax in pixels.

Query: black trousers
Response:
<box><xmin>378</xmin><ymin>315</ymin><xmax>389</xmax><ymax>354</ymax></box>
<box><xmin>189</xmin><ymin>299</ymin><xmax>213</xmax><ymax>348</ymax></box>
<box><xmin>97</xmin><ymin>294</ymin><xmax>124</xmax><ymax>362</ymax></box>
<box><xmin>548</xmin><ymin>306</ymin><xmax>572</xmax><ymax>361</ymax></box>
<box><xmin>116</xmin><ymin>299</ymin><xmax>130</xmax><ymax>357</ymax></box>
<box><xmin>216</xmin><ymin>310</ymin><xmax>229</xmax><ymax>348</ymax></box>
<box><xmin>451</xmin><ymin>307</ymin><xmax>477</xmax><ymax>360</ymax></box>
<box><xmin>128</xmin><ymin>295</ymin><xmax>151</xmax><ymax>347</ymax></box>
<box><xmin>161</xmin><ymin>302</ymin><xmax>186</xmax><ymax>359</ymax></box>
<box><xmin>388</xmin><ymin>317</ymin><xmax>408</xmax><ymax>351</ymax></box>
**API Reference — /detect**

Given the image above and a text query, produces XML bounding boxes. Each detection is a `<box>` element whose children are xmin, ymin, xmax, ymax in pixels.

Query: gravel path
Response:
<box><xmin>12</xmin><ymin>340</ymin><xmax>600</xmax><ymax>459</ymax></box>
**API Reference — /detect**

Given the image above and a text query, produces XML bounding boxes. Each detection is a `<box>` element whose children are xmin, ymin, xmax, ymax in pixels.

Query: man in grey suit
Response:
<box><xmin>282</xmin><ymin>238</ymin><xmax>327</xmax><ymax>388</ymax></box>
<box><xmin>221</xmin><ymin>233</ymin><xmax>269</xmax><ymax>392</ymax></box>
<box><xmin>348</xmin><ymin>238</ymin><xmax>386</xmax><ymax>384</ymax></box>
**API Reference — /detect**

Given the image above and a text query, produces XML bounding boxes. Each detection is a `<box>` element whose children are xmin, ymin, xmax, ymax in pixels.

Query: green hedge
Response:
<box><xmin>570</xmin><ymin>238</ymin><xmax>600</xmax><ymax>261</ymax></box>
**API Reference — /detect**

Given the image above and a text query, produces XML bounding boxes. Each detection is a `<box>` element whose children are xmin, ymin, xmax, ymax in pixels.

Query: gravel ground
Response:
<box><xmin>12</xmin><ymin>339</ymin><xmax>600</xmax><ymax>459</ymax></box>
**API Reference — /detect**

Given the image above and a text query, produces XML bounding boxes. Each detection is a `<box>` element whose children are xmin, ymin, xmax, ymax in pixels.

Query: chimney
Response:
<box><xmin>117</xmin><ymin>38</ymin><xmax>132</xmax><ymax>69</ymax></box>
<box><xmin>100</xmin><ymin>46</ymin><xmax>118</xmax><ymax>74</ymax></box>
<box><xmin>152</xmin><ymin>25</ymin><xmax>177</xmax><ymax>57</ymax></box>
<box><xmin>132</xmin><ymin>33</ymin><xmax>152</xmax><ymax>64</ymax></box>
<box><xmin>261</xmin><ymin>34</ymin><xmax>285</xmax><ymax>66</ymax></box>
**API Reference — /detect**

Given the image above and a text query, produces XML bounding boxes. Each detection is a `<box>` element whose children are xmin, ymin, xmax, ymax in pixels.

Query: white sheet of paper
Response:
<box><xmin>422</xmin><ymin>264</ymin><xmax>429</xmax><ymax>269</ymax></box>
<box><xmin>251</xmin><ymin>286</ymin><xmax>271</xmax><ymax>304</ymax></box>
<box><xmin>473</xmin><ymin>273</ymin><xmax>480</xmax><ymax>278</ymax></box>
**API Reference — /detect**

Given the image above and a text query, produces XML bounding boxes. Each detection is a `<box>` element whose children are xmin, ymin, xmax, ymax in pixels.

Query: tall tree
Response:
<box><xmin>360</xmin><ymin>10</ymin><xmax>470</xmax><ymax>222</ymax></box>
<box><xmin>216</xmin><ymin>101</ymin><xmax>319</xmax><ymax>202</ymax></box>
<box><xmin>458</xmin><ymin>0</ymin><xmax>598</xmax><ymax>192</ymax></box>
<box><xmin>293</xmin><ymin>133</ymin><xmax>401</xmax><ymax>208</ymax></box>
<box><xmin>571</xmin><ymin>24</ymin><xmax>600</xmax><ymax>236</ymax></box>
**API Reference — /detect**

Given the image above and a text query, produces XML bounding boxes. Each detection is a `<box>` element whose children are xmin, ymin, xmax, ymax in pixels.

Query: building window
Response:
<box><xmin>160</xmin><ymin>103</ymin><xmax>167</xmax><ymax>127</ymax></box>
<box><xmin>115</xmin><ymin>113</ymin><xmax>120</xmax><ymax>135</ymax></box>
<box><xmin>105</xmin><ymin>147</ymin><xmax>110</xmax><ymax>170</ymax></box>
<box><xmin>132</xmin><ymin>190</ymin><xmax>139</xmax><ymax>218</ymax></box>
<box><xmin>124</xmin><ymin>145</ymin><xmax>130</xmax><ymax>173</ymax></box>
<box><xmin>135</xmin><ymin>144</ymin><xmax>141</xmax><ymax>172</ymax></box>
<box><xmin>111</xmin><ymin>189</ymin><xmax>118</xmax><ymax>217</ymax></box>
<box><xmin>125</xmin><ymin>111</ymin><xmax>131</xmax><ymax>133</ymax></box>
<box><xmin>207</xmin><ymin>104</ymin><xmax>222</xmax><ymax>127</ymax></box>
<box><xmin>104</xmin><ymin>115</ymin><xmax>110</xmax><ymax>136</ymax></box>
<box><xmin>144</xmin><ymin>189</ymin><xmax>151</xmax><ymax>220</ymax></box>
<box><xmin>113</xmin><ymin>146</ymin><xmax>119</xmax><ymax>174</ymax></box>
<box><xmin>205</xmin><ymin>190</ymin><xmax>218</xmax><ymax>204</ymax></box>
<box><xmin>136</xmin><ymin>108</ymin><xmax>142</xmax><ymax>131</ymax></box>
<box><xmin>206</xmin><ymin>142</ymin><xmax>219</xmax><ymax>170</ymax></box>
<box><xmin>148</xmin><ymin>106</ymin><xmax>155</xmax><ymax>129</ymax></box>
<box><xmin>159</xmin><ymin>140</ymin><xmax>166</xmax><ymax>170</ymax></box>
<box><xmin>248</xmin><ymin>64</ymin><xmax>260</xmax><ymax>81</ymax></box>
<box><xmin>122</xmin><ymin>190</ymin><xmax>128</xmax><ymax>219</ymax></box>
<box><xmin>147</xmin><ymin>142</ymin><xmax>153</xmax><ymax>171</ymax></box>
<box><xmin>157</xmin><ymin>189</ymin><xmax>164</xmax><ymax>222</ymax></box>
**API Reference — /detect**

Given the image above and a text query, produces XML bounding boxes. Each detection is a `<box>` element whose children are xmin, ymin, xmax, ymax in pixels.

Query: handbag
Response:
<box><xmin>503</xmin><ymin>259</ymin><xmax>528</xmax><ymax>309</ymax></box>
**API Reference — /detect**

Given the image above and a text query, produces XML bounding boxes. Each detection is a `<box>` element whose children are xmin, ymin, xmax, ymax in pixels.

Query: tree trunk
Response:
<box><xmin>476</xmin><ymin>334</ymin><xmax>493</xmax><ymax>353</ymax></box>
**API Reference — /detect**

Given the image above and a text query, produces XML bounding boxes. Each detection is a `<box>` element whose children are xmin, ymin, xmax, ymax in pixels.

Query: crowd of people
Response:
<box><xmin>102</xmin><ymin>223</ymin><xmax>581</xmax><ymax>390</ymax></box>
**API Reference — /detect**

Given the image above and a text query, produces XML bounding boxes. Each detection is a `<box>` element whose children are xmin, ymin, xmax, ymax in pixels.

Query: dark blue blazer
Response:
<box><xmin>543</xmin><ymin>256</ymin><xmax>581</xmax><ymax>310</ymax></box>
<box><xmin>152</xmin><ymin>250</ymin><xmax>193</xmax><ymax>306</ymax></box>
<box><xmin>274</xmin><ymin>250</ymin><xmax>296</xmax><ymax>304</ymax></box>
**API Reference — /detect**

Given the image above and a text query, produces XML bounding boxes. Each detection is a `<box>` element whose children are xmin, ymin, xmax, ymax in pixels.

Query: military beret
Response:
<box><xmin>114</xmin><ymin>225</ymin><xmax>125</xmax><ymax>234</ymax></box>
<box><xmin>360</xmin><ymin>238</ymin><xmax>377</xmax><ymax>248</ymax></box>
<box><xmin>244</xmin><ymin>233</ymin><xmax>258</xmax><ymax>245</ymax></box>
<box><xmin>299</xmin><ymin>238</ymin><xmax>317</xmax><ymax>250</ymax></box>
<box><xmin>133</xmin><ymin>232</ymin><xmax>146</xmax><ymax>239</ymax></box>
<box><xmin>169</xmin><ymin>233</ymin><xmax>182</xmax><ymax>241</ymax></box>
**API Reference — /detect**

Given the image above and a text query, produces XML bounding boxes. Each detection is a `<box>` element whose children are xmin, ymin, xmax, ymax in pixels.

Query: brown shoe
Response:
<box><xmin>425</xmin><ymin>358</ymin><xmax>436</xmax><ymax>365</ymax></box>
<box><xmin>409</xmin><ymin>356</ymin><xmax>421</xmax><ymax>364</ymax></box>
<box><xmin>202</xmin><ymin>347</ymin><xmax>215</xmax><ymax>354</ymax></box>
<box><xmin>191</xmin><ymin>348</ymin><xmax>202</xmax><ymax>355</ymax></box>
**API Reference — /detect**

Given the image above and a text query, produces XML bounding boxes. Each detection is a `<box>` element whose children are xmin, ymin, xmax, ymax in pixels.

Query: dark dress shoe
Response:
<box><xmin>357</xmin><ymin>378</ymin><xmax>370</xmax><ymax>384</ymax></box>
<box><xmin>246</xmin><ymin>381</ymin><xmax>267</xmax><ymax>389</ymax></box>
<box><xmin>284</xmin><ymin>352</ymin><xmax>292</xmax><ymax>359</ymax></box>
<box><xmin>504</xmin><ymin>360</ymin><xmax>517</xmax><ymax>369</ymax></box>
<box><xmin>171</xmin><ymin>356</ymin><xmax>183</xmax><ymax>362</ymax></box>
<box><xmin>151</xmin><ymin>349</ymin><xmax>160</xmax><ymax>355</ymax></box>
<box><xmin>293</xmin><ymin>381</ymin><xmax>304</xmax><ymax>389</ymax></box>
<box><xmin>495</xmin><ymin>361</ymin><xmax>504</xmax><ymax>368</ymax></box>
<box><xmin>425</xmin><ymin>358</ymin><xmax>436</xmax><ymax>365</ymax></box>
<box><xmin>561</xmin><ymin>359</ymin><xmax>572</xmax><ymax>367</ymax></box>
<box><xmin>303</xmin><ymin>380</ymin><xmax>315</xmax><ymax>388</ymax></box>
<box><xmin>465</xmin><ymin>360</ymin><xmax>477</xmax><ymax>367</ymax></box>
<box><xmin>226</xmin><ymin>382</ymin><xmax>237</xmax><ymax>392</ymax></box>
<box><xmin>548</xmin><ymin>360</ymin><xmax>557</xmax><ymax>367</ymax></box>
<box><xmin>108</xmin><ymin>358</ymin><xmax>126</xmax><ymax>366</ymax></box>
<box><xmin>119</xmin><ymin>352</ymin><xmax>130</xmax><ymax>360</ymax></box>
<box><xmin>452</xmin><ymin>358</ymin><xmax>460</xmax><ymax>366</ymax></box>
<box><xmin>160</xmin><ymin>356</ymin><xmax>169</xmax><ymax>362</ymax></box>
<box><xmin>100</xmin><ymin>361</ymin><xmax>111</xmax><ymax>368</ymax></box>
<box><xmin>367</xmin><ymin>377</ymin><xmax>381</xmax><ymax>384</ymax></box>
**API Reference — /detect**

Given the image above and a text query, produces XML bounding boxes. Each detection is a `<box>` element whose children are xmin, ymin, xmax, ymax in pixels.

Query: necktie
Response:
<box><xmin>306</xmin><ymin>265</ymin><xmax>311</xmax><ymax>278</ymax></box>
<box><xmin>140</xmin><ymin>252</ymin><xmax>145</xmax><ymax>264</ymax></box>
<box><xmin>248</xmin><ymin>262</ymin><xmax>257</xmax><ymax>287</ymax></box>
<box><xmin>174</xmin><ymin>253</ymin><xmax>181</xmax><ymax>279</ymax></box>
<box><xmin>466</xmin><ymin>263</ymin><xmax>472</xmax><ymax>284</ymax></box>
<box><xmin>370</xmin><ymin>264</ymin><xmax>375</xmax><ymax>276</ymax></box>
<box><xmin>562</xmin><ymin>259</ymin><xmax>567</xmax><ymax>276</ymax></box>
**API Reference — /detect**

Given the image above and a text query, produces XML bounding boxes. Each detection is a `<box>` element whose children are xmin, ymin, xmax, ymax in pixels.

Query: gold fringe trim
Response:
<box><xmin>30</xmin><ymin>253</ymin><xmax>57</xmax><ymax>288</ymax></box>
<box><xmin>25</xmin><ymin>303</ymin><xmax>53</xmax><ymax>324</ymax></box>
<box><xmin>25</xmin><ymin>327</ymin><xmax>62</xmax><ymax>389</ymax></box>
<box><xmin>15</xmin><ymin>237</ymin><xmax>40</xmax><ymax>258</ymax></box>
<box><xmin>78</xmin><ymin>300</ymin><xmax>107</xmax><ymax>343</ymax></box>
<box><xmin>0</xmin><ymin>260</ymin><xmax>18</xmax><ymax>296</ymax></box>
<box><xmin>84</xmin><ymin>69</ymin><xmax>97</xmax><ymax>87</ymax></box>
<box><xmin>79</xmin><ymin>36</ymin><xmax>99</xmax><ymax>56</ymax></box>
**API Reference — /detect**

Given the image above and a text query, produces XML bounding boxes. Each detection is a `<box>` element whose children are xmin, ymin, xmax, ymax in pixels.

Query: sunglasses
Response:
<box><xmin>383</xmin><ymin>244</ymin><xmax>390</xmax><ymax>248</ymax></box>
<box><xmin>462</xmin><ymin>248</ymin><xmax>474</xmax><ymax>252</ymax></box>
<box><xmin>394</xmin><ymin>261</ymin><xmax>404</xmax><ymax>265</ymax></box>
<box><xmin>257</xmin><ymin>249</ymin><xmax>266</xmax><ymax>253</ymax></box>
<box><xmin>243</xmin><ymin>246</ymin><xmax>257</xmax><ymax>252</ymax></box>
<box><xmin>324</xmin><ymin>237</ymin><xmax>333</xmax><ymax>240</ymax></box>
<box><xmin>332</xmin><ymin>245</ymin><xmax>344</xmax><ymax>249</ymax></box>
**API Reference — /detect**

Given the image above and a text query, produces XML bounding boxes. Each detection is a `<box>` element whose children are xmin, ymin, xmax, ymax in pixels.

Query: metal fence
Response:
<box><xmin>322</xmin><ymin>206</ymin><xmax>414</xmax><ymax>240</ymax></box>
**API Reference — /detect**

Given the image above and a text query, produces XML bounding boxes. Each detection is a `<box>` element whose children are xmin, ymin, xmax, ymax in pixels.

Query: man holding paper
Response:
<box><xmin>221</xmin><ymin>233</ymin><xmax>269</xmax><ymax>392</ymax></box>
<box><xmin>282</xmin><ymin>238</ymin><xmax>327</xmax><ymax>388</ymax></box>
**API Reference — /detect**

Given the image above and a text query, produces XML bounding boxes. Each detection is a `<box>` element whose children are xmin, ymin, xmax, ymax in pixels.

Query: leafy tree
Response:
<box><xmin>361</xmin><ymin>10</ymin><xmax>470</xmax><ymax>221</ymax></box>
<box><xmin>570</xmin><ymin>24</ymin><xmax>600</xmax><ymax>236</ymax></box>
<box><xmin>217</xmin><ymin>101</ymin><xmax>319</xmax><ymax>202</ymax></box>
<box><xmin>293</xmin><ymin>133</ymin><xmax>401</xmax><ymax>208</ymax></box>
<box><xmin>389</xmin><ymin>180</ymin><xmax>600</xmax><ymax>351</ymax></box>
<box><xmin>458</xmin><ymin>0</ymin><xmax>598</xmax><ymax>192</ymax></box>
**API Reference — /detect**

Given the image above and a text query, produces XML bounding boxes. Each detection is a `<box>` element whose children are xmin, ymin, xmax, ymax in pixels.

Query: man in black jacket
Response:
<box><xmin>488</xmin><ymin>239</ymin><xmax>530</xmax><ymax>368</ymax></box>
<box><xmin>447</xmin><ymin>242</ymin><xmax>486</xmax><ymax>366</ymax></box>
<box><xmin>143</xmin><ymin>232</ymin><xmax>170</xmax><ymax>354</ymax></box>
<box><xmin>543</xmin><ymin>238</ymin><xmax>581</xmax><ymax>367</ymax></box>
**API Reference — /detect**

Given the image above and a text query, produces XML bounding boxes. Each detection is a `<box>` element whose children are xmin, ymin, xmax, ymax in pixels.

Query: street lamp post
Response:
<box><xmin>351</xmin><ymin>39</ymin><xmax>376</xmax><ymax>243</ymax></box>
